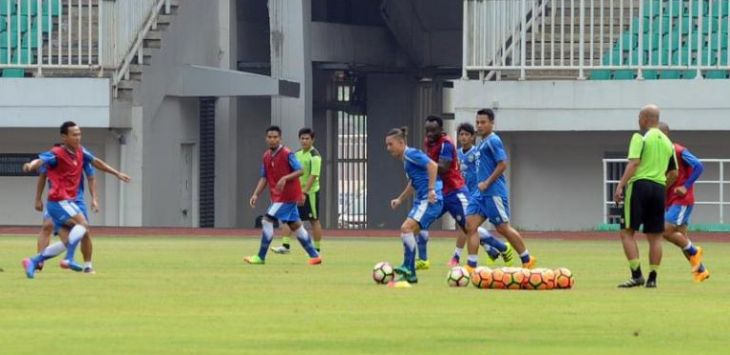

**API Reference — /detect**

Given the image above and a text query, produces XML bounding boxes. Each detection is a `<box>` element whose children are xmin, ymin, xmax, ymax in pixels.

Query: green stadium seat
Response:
<box><xmin>719</xmin><ymin>49</ymin><xmax>729</xmax><ymax>65</ymax></box>
<box><xmin>590</xmin><ymin>69</ymin><xmax>612</xmax><ymax>80</ymax></box>
<box><xmin>629</xmin><ymin>50</ymin><xmax>648</xmax><ymax>65</ymax></box>
<box><xmin>711</xmin><ymin>0</ymin><xmax>730</xmax><ymax>17</ymax></box>
<box><xmin>19</xmin><ymin>0</ymin><xmax>38</xmax><ymax>16</ymax></box>
<box><xmin>12</xmin><ymin>47</ymin><xmax>34</xmax><ymax>64</ymax></box>
<box><xmin>705</xmin><ymin>70</ymin><xmax>729</xmax><ymax>79</ymax></box>
<box><xmin>671</xmin><ymin>47</ymin><xmax>692</xmax><ymax>65</ymax></box>
<box><xmin>682</xmin><ymin>69</ymin><xmax>699</xmax><ymax>79</ymax></box>
<box><xmin>0</xmin><ymin>30</ymin><xmax>20</xmax><ymax>48</ymax></box>
<box><xmin>660</xmin><ymin>70</ymin><xmax>682</xmax><ymax>79</ymax></box>
<box><xmin>613</xmin><ymin>70</ymin><xmax>635</xmax><ymax>80</ymax></box>
<box><xmin>666</xmin><ymin>0</ymin><xmax>684</xmax><ymax>17</ymax></box>
<box><xmin>649</xmin><ymin>50</ymin><xmax>670</xmax><ymax>65</ymax></box>
<box><xmin>620</xmin><ymin>32</ymin><xmax>636</xmax><ymax>50</ymax></box>
<box><xmin>8</xmin><ymin>15</ymin><xmax>31</xmax><ymax>33</ymax></box>
<box><xmin>0</xmin><ymin>0</ymin><xmax>16</xmax><ymax>16</ymax></box>
<box><xmin>602</xmin><ymin>49</ymin><xmax>623</xmax><ymax>65</ymax></box>
<box><xmin>662</xmin><ymin>31</ymin><xmax>682</xmax><ymax>49</ymax></box>
<box><xmin>643</xmin><ymin>0</ymin><xmax>662</xmax><ymax>18</ymax></box>
<box><xmin>686</xmin><ymin>0</ymin><xmax>709</xmax><ymax>17</ymax></box>
<box><xmin>38</xmin><ymin>14</ymin><xmax>53</xmax><ymax>33</ymax></box>
<box><xmin>42</xmin><ymin>0</ymin><xmax>61</xmax><ymax>16</ymax></box>
<box><xmin>651</xmin><ymin>16</ymin><xmax>673</xmax><ymax>35</ymax></box>
<box><xmin>0</xmin><ymin>47</ymin><xmax>9</xmax><ymax>64</ymax></box>
<box><xmin>21</xmin><ymin>30</ymin><xmax>39</xmax><ymax>48</ymax></box>
<box><xmin>2</xmin><ymin>68</ymin><xmax>26</xmax><ymax>77</ymax></box>
<box><xmin>642</xmin><ymin>69</ymin><xmax>660</xmax><ymax>79</ymax></box>
<box><xmin>676</xmin><ymin>17</ymin><xmax>693</xmax><ymax>35</ymax></box>
<box><xmin>642</xmin><ymin>32</ymin><xmax>661</xmax><ymax>50</ymax></box>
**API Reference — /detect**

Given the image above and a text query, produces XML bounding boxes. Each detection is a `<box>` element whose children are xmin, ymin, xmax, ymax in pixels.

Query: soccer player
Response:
<box><xmin>387</xmin><ymin>126</ymin><xmax>442</xmax><ymax>283</ymax></box>
<box><xmin>456</xmin><ymin>122</ymin><xmax>513</xmax><ymax>266</ymax></box>
<box><xmin>614</xmin><ymin>105</ymin><xmax>677</xmax><ymax>288</ymax></box>
<box><xmin>420</xmin><ymin>116</ymin><xmax>513</xmax><ymax>269</ymax></box>
<box><xmin>245</xmin><ymin>126</ymin><xmax>321</xmax><ymax>265</ymax></box>
<box><xmin>272</xmin><ymin>128</ymin><xmax>324</xmax><ymax>254</ymax></box>
<box><xmin>21</xmin><ymin>121</ymin><xmax>131</xmax><ymax>279</ymax></box>
<box><xmin>659</xmin><ymin>122</ymin><xmax>710</xmax><ymax>282</ymax></box>
<box><xmin>464</xmin><ymin>109</ymin><xmax>536</xmax><ymax>274</ymax></box>
<box><xmin>33</xmin><ymin>145</ymin><xmax>98</xmax><ymax>273</ymax></box>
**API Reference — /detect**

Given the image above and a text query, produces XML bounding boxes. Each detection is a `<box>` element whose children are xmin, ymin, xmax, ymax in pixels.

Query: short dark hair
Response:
<box><xmin>386</xmin><ymin>126</ymin><xmax>408</xmax><ymax>141</ymax></box>
<box><xmin>476</xmin><ymin>109</ymin><xmax>495</xmax><ymax>121</ymax></box>
<box><xmin>298</xmin><ymin>127</ymin><xmax>314</xmax><ymax>138</ymax></box>
<box><xmin>60</xmin><ymin>121</ymin><xmax>77</xmax><ymax>135</ymax></box>
<box><xmin>457</xmin><ymin>122</ymin><xmax>475</xmax><ymax>135</ymax></box>
<box><xmin>425</xmin><ymin>115</ymin><xmax>443</xmax><ymax>128</ymax></box>
<box><xmin>266</xmin><ymin>125</ymin><xmax>282</xmax><ymax>135</ymax></box>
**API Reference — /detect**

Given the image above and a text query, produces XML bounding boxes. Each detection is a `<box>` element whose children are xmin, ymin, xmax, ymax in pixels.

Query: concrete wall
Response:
<box><xmin>134</xmin><ymin>0</ymin><xmax>223</xmax><ymax>227</ymax></box>
<box><xmin>366</xmin><ymin>73</ymin><xmax>417</xmax><ymax>229</ymax></box>
<box><xmin>0</xmin><ymin>128</ymin><xmax>112</xmax><ymax>226</ymax></box>
<box><xmin>453</xmin><ymin>79</ymin><xmax>730</xmax><ymax>131</ymax></box>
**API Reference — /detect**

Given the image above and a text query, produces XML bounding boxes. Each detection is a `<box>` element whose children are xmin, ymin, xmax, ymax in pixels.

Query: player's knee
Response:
<box><xmin>400</xmin><ymin>222</ymin><xmax>415</xmax><ymax>234</ymax></box>
<box><xmin>41</xmin><ymin>222</ymin><xmax>53</xmax><ymax>234</ymax></box>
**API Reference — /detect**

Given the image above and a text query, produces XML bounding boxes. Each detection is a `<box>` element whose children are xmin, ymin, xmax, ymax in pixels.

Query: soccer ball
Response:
<box><xmin>372</xmin><ymin>262</ymin><xmax>395</xmax><ymax>284</ymax></box>
<box><xmin>525</xmin><ymin>268</ymin><xmax>556</xmax><ymax>290</ymax></box>
<box><xmin>503</xmin><ymin>267</ymin><xmax>529</xmax><ymax>290</ymax></box>
<box><xmin>554</xmin><ymin>267</ymin><xmax>575</xmax><ymax>289</ymax></box>
<box><xmin>470</xmin><ymin>266</ymin><xmax>492</xmax><ymax>289</ymax></box>
<box><xmin>489</xmin><ymin>268</ymin><xmax>508</xmax><ymax>289</ymax></box>
<box><xmin>447</xmin><ymin>266</ymin><xmax>471</xmax><ymax>287</ymax></box>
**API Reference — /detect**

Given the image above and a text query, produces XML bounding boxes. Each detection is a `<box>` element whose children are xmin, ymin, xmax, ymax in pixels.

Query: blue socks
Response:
<box><xmin>519</xmin><ymin>250</ymin><xmax>531</xmax><ymax>264</ymax></box>
<box><xmin>295</xmin><ymin>227</ymin><xmax>319</xmax><ymax>258</ymax></box>
<box><xmin>257</xmin><ymin>220</ymin><xmax>275</xmax><ymax>260</ymax></box>
<box><xmin>416</xmin><ymin>230</ymin><xmax>429</xmax><ymax>261</ymax></box>
<box><xmin>402</xmin><ymin>232</ymin><xmax>417</xmax><ymax>273</ymax></box>
<box><xmin>478</xmin><ymin>227</ymin><xmax>507</xmax><ymax>253</ymax></box>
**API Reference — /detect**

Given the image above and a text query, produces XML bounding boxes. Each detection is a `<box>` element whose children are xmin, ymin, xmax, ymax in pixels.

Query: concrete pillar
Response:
<box><xmin>269</xmin><ymin>0</ymin><xmax>312</xmax><ymax>147</ymax></box>
<box><xmin>214</xmin><ymin>0</ymin><xmax>240</xmax><ymax>227</ymax></box>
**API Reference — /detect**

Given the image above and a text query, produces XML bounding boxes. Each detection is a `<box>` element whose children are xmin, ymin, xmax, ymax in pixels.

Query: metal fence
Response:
<box><xmin>464</xmin><ymin>0</ymin><xmax>730</xmax><ymax>80</ymax></box>
<box><xmin>0</xmin><ymin>0</ymin><xmax>169</xmax><ymax>77</ymax></box>
<box><xmin>602</xmin><ymin>158</ymin><xmax>730</xmax><ymax>224</ymax></box>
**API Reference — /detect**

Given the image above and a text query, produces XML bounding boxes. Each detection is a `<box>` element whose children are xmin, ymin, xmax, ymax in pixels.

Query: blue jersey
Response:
<box><xmin>475</xmin><ymin>133</ymin><xmax>508</xmax><ymax>197</ymax></box>
<box><xmin>39</xmin><ymin>148</ymin><xmax>95</xmax><ymax>203</ymax></box>
<box><xmin>458</xmin><ymin>146</ymin><xmax>479</xmax><ymax>193</ymax></box>
<box><xmin>403</xmin><ymin>147</ymin><xmax>443</xmax><ymax>201</ymax></box>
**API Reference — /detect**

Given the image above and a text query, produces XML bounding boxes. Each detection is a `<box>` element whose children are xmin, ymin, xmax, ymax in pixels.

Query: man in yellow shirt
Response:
<box><xmin>272</xmin><ymin>128</ymin><xmax>324</xmax><ymax>253</ymax></box>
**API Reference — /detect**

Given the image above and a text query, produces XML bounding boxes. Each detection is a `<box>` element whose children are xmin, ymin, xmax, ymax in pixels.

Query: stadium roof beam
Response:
<box><xmin>167</xmin><ymin>65</ymin><xmax>299</xmax><ymax>98</ymax></box>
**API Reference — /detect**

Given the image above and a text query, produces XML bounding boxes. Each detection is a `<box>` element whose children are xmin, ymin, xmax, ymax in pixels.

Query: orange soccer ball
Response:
<box><xmin>471</xmin><ymin>267</ymin><xmax>493</xmax><ymax>289</ymax></box>
<box><xmin>525</xmin><ymin>268</ymin><xmax>556</xmax><ymax>290</ymax></box>
<box><xmin>554</xmin><ymin>267</ymin><xmax>575</xmax><ymax>289</ymax></box>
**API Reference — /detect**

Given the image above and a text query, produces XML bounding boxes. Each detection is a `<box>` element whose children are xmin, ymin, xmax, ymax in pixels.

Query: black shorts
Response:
<box><xmin>620</xmin><ymin>179</ymin><xmax>665</xmax><ymax>234</ymax></box>
<box><xmin>298</xmin><ymin>192</ymin><xmax>319</xmax><ymax>221</ymax></box>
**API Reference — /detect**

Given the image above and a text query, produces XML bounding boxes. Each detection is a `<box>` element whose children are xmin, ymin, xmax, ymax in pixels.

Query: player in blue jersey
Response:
<box><xmin>464</xmin><ymin>109</ymin><xmax>536</xmax><ymax>274</ymax></box>
<box><xmin>387</xmin><ymin>127</ymin><xmax>443</xmax><ymax>284</ymax></box>
<box><xmin>454</xmin><ymin>122</ymin><xmax>513</xmax><ymax>266</ymax></box>
<box><xmin>34</xmin><ymin>147</ymin><xmax>98</xmax><ymax>273</ymax></box>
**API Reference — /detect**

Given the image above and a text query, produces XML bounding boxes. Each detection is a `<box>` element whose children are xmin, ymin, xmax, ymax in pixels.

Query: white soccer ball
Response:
<box><xmin>447</xmin><ymin>266</ymin><xmax>471</xmax><ymax>287</ymax></box>
<box><xmin>372</xmin><ymin>262</ymin><xmax>395</xmax><ymax>284</ymax></box>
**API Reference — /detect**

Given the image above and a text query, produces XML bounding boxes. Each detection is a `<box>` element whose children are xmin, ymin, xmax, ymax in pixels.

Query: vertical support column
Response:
<box><xmin>270</xmin><ymin>0</ymin><xmax>312</xmax><ymax>147</ymax></box>
<box><xmin>215</xmin><ymin>0</ymin><xmax>239</xmax><ymax>227</ymax></box>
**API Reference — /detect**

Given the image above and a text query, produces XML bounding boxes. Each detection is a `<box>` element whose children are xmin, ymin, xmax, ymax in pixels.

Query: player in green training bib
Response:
<box><xmin>614</xmin><ymin>105</ymin><xmax>678</xmax><ymax>289</ymax></box>
<box><xmin>272</xmin><ymin>128</ymin><xmax>324</xmax><ymax>253</ymax></box>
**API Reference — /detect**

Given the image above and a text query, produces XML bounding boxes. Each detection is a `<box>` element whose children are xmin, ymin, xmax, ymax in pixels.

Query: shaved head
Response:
<box><xmin>640</xmin><ymin>104</ymin><xmax>660</xmax><ymax>123</ymax></box>
<box><xmin>638</xmin><ymin>104</ymin><xmax>661</xmax><ymax>131</ymax></box>
<box><xmin>658</xmin><ymin>122</ymin><xmax>670</xmax><ymax>136</ymax></box>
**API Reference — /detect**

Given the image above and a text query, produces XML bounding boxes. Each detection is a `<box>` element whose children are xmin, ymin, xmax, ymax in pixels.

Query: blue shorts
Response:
<box><xmin>407</xmin><ymin>199</ymin><xmax>444</xmax><ymax>230</ymax></box>
<box><xmin>266</xmin><ymin>202</ymin><xmax>301</xmax><ymax>223</ymax></box>
<box><xmin>44</xmin><ymin>200</ymin><xmax>89</xmax><ymax>234</ymax></box>
<box><xmin>665</xmin><ymin>204</ymin><xmax>693</xmax><ymax>226</ymax></box>
<box><xmin>439</xmin><ymin>188</ymin><xmax>469</xmax><ymax>228</ymax></box>
<box><xmin>466</xmin><ymin>194</ymin><xmax>510</xmax><ymax>226</ymax></box>
<box><xmin>46</xmin><ymin>200</ymin><xmax>84</xmax><ymax>230</ymax></box>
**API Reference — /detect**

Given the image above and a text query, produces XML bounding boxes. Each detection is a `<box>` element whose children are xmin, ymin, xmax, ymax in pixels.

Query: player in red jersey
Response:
<box><xmin>245</xmin><ymin>126</ymin><xmax>321</xmax><ymax>265</ymax></box>
<box><xmin>21</xmin><ymin>121</ymin><xmax>130</xmax><ymax>279</ymax></box>
<box><xmin>659</xmin><ymin>123</ymin><xmax>709</xmax><ymax>282</ymax></box>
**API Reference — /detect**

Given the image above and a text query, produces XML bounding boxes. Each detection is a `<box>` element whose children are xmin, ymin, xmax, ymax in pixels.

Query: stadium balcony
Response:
<box><xmin>462</xmin><ymin>0</ymin><xmax>730</xmax><ymax>81</ymax></box>
<box><xmin>0</xmin><ymin>0</ymin><xmax>298</xmax><ymax>129</ymax></box>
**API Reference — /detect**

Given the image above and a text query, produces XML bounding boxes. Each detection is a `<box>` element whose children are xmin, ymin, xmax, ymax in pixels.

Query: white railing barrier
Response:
<box><xmin>464</xmin><ymin>0</ymin><xmax>730</xmax><ymax>80</ymax></box>
<box><xmin>0</xmin><ymin>0</ymin><xmax>170</xmax><ymax>81</ymax></box>
<box><xmin>602</xmin><ymin>158</ymin><xmax>730</xmax><ymax>224</ymax></box>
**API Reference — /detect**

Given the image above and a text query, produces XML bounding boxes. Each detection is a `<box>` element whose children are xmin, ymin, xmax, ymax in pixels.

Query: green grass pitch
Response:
<box><xmin>1</xmin><ymin>235</ymin><xmax>728</xmax><ymax>354</ymax></box>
